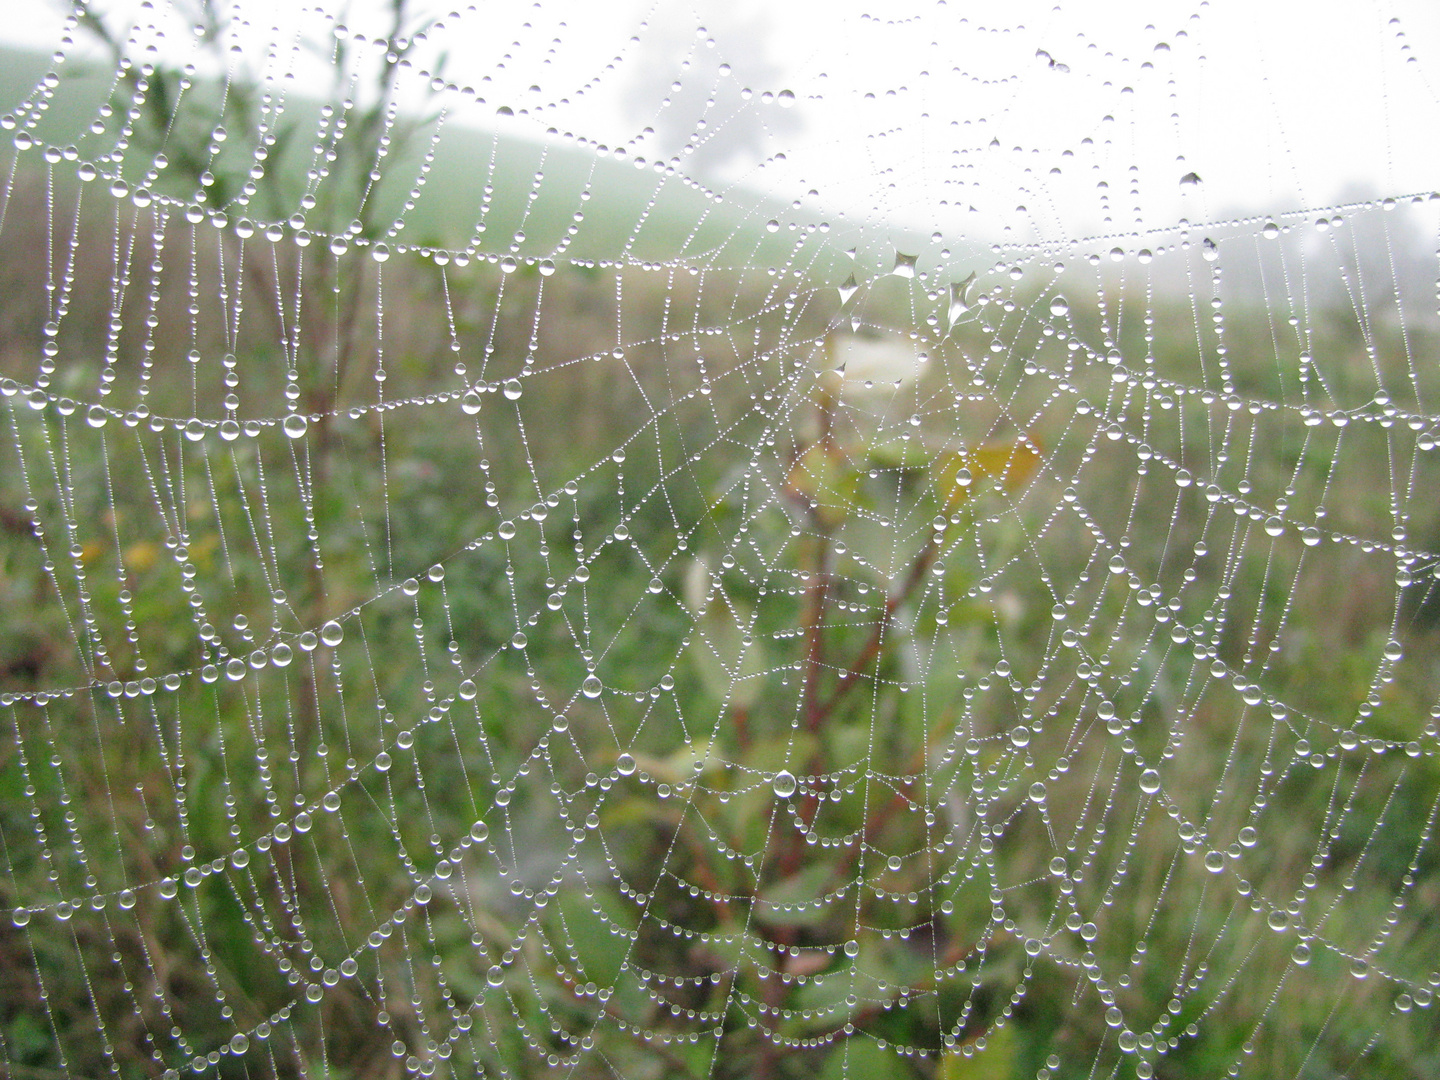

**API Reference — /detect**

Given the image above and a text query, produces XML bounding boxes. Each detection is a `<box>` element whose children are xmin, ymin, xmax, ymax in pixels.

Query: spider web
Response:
<box><xmin>2</xmin><ymin>2</ymin><xmax>1439</xmax><ymax>1079</ymax></box>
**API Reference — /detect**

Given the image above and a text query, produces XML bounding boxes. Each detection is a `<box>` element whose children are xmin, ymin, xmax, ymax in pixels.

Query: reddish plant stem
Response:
<box><xmin>815</xmin><ymin>535</ymin><xmax>938</xmax><ymax>720</ymax></box>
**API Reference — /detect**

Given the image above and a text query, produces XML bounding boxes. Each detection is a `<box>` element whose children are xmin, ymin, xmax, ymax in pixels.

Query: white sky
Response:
<box><xmin>5</xmin><ymin>0</ymin><xmax>1439</xmax><ymax>247</ymax></box>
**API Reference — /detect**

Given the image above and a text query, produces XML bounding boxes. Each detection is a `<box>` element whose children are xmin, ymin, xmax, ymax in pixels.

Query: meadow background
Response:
<box><xmin>2</xmin><ymin>18</ymin><xmax>1440</xmax><ymax>1080</ymax></box>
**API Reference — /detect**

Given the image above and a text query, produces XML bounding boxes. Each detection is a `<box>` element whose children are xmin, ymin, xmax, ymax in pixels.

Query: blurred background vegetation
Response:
<box><xmin>2</xmin><ymin>3</ymin><xmax>1440</xmax><ymax>1079</ymax></box>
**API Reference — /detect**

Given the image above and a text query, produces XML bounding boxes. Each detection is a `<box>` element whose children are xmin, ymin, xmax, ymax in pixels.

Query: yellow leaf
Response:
<box><xmin>124</xmin><ymin>541</ymin><xmax>157</xmax><ymax>573</ymax></box>
<box><xmin>935</xmin><ymin>435</ymin><xmax>1042</xmax><ymax>512</ymax></box>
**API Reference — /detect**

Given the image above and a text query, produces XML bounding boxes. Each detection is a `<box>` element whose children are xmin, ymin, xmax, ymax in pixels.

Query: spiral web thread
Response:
<box><xmin>1</xmin><ymin>3</ymin><xmax>1439</xmax><ymax>1079</ymax></box>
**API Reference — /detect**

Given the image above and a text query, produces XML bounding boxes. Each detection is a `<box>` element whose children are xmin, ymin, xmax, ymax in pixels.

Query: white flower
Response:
<box><xmin>827</xmin><ymin>331</ymin><xmax>926</xmax><ymax>397</ymax></box>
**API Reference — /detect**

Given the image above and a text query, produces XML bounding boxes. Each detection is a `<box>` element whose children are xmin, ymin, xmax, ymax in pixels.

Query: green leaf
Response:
<box><xmin>687</xmin><ymin>602</ymin><xmax>768</xmax><ymax>708</ymax></box>
<box><xmin>820</xmin><ymin>1035</ymin><xmax>911</xmax><ymax>1080</ymax></box>
<box><xmin>755</xmin><ymin>858</ymin><xmax>840</xmax><ymax>929</ymax></box>
<box><xmin>787</xmin><ymin>442</ymin><xmax>864</xmax><ymax>527</ymax></box>
<box><xmin>941</xmin><ymin>1022</ymin><xmax>1018</xmax><ymax>1080</ymax></box>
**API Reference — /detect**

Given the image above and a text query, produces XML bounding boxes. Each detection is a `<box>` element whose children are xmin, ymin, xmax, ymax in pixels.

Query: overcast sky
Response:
<box><xmin>5</xmin><ymin>0</ymin><xmax>1438</xmax><ymax>248</ymax></box>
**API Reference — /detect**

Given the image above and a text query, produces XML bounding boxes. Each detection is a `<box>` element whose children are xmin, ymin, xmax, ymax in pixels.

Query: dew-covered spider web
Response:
<box><xmin>2</xmin><ymin>2</ymin><xmax>1440</xmax><ymax>1078</ymax></box>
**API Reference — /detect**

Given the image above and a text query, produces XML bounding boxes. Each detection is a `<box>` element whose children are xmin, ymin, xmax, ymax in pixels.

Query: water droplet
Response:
<box><xmin>320</xmin><ymin>620</ymin><xmax>344</xmax><ymax>647</ymax></box>
<box><xmin>1049</xmin><ymin>296</ymin><xmax>1069</xmax><ymax>317</ymax></box>
<box><xmin>772</xmin><ymin>770</ymin><xmax>797</xmax><ymax>798</ymax></box>
<box><xmin>1291</xmin><ymin>941</ymin><xmax>1311</xmax><ymax>965</ymax></box>
<box><xmin>1262</xmin><ymin>221</ymin><xmax>1280</xmax><ymax>239</ymax></box>
<box><xmin>282</xmin><ymin>414</ymin><xmax>308</xmax><ymax>439</ymax></box>
<box><xmin>1204</xmin><ymin>850</ymin><xmax>1225</xmax><ymax>873</ymax></box>
<box><xmin>1139</xmin><ymin>769</ymin><xmax>1161</xmax><ymax>794</ymax></box>
<box><xmin>12</xmin><ymin>907</ymin><xmax>29</xmax><ymax>927</ymax></box>
<box><xmin>371</xmin><ymin>243</ymin><xmax>390</xmax><ymax>262</ymax></box>
<box><xmin>891</xmin><ymin>251</ymin><xmax>917</xmax><ymax>278</ymax></box>
<box><xmin>837</xmin><ymin>274</ymin><xmax>858</xmax><ymax>304</ymax></box>
<box><xmin>219</xmin><ymin>420</ymin><xmax>240</xmax><ymax>442</ymax></box>
<box><xmin>86</xmin><ymin>405</ymin><xmax>108</xmax><ymax>428</ymax></box>
<box><xmin>1264</xmin><ymin>517</ymin><xmax>1284</xmax><ymax>537</ymax></box>
<box><xmin>1267</xmin><ymin>909</ymin><xmax>1289</xmax><ymax>932</ymax></box>
<box><xmin>510</xmin><ymin>632</ymin><xmax>527</xmax><ymax>649</ymax></box>
<box><xmin>503</xmin><ymin>378</ymin><xmax>522</xmax><ymax>400</ymax></box>
<box><xmin>538</xmin><ymin>259</ymin><xmax>556</xmax><ymax>276</ymax></box>
<box><xmin>948</xmin><ymin>272</ymin><xmax>976</xmax><ymax>325</ymax></box>
<box><xmin>487</xmin><ymin>965</ymin><xmax>505</xmax><ymax>987</ymax></box>
<box><xmin>1201</xmin><ymin>238</ymin><xmax>1219</xmax><ymax>261</ymax></box>
<box><xmin>776</xmin><ymin>89</ymin><xmax>795</xmax><ymax>107</ymax></box>
<box><xmin>955</xmin><ymin>466</ymin><xmax>972</xmax><ymax>487</ymax></box>
<box><xmin>461</xmin><ymin>390</ymin><xmax>482</xmax><ymax>414</ymax></box>
<box><xmin>582</xmin><ymin>676</ymin><xmax>603</xmax><ymax>698</ymax></box>
<box><xmin>616</xmin><ymin>753</ymin><xmax>637</xmax><ymax>776</ymax></box>
<box><xmin>1179</xmin><ymin>171</ymin><xmax>1202</xmax><ymax>189</ymax></box>
<box><xmin>498</xmin><ymin>520</ymin><xmax>517</xmax><ymax>540</ymax></box>
<box><xmin>471</xmin><ymin>820</ymin><xmax>489</xmax><ymax>842</ymax></box>
<box><xmin>1009</xmin><ymin>725</ymin><xmax>1030</xmax><ymax>748</ymax></box>
<box><xmin>766</xmin><ymin>219</ymin><xmax>780</xmax><ymax>233</ymax></box>
<box><xmin>844</xmin><ymin>939</ymin><xmax>859</xmax><ymax>957</ymax></box>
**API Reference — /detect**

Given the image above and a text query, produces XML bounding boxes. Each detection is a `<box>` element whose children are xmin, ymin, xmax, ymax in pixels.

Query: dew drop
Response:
<box><xmin>948</xmin><ymin>272</ymin><xmax>976</xmax><ymax>324</ymax></box>
<box><xmin>320</xmin><ymin>620</ymin><xmax>344</xmax><ymax>647</ymax></box>
<box><xmin>283</xmin><ymin>414</ymin><xmax>308</xmax><ymax>439</ymax></box>
<box><xmin>1264</xmin><ymin>517</ymin><xmax>1284</xmax><ymax>537</ymax></box>
<box><xmin>1049</xmin><ymin>296</ymin><xmax>1069</xmax><ymax>317</ymax></box>
<box><xmin>1139</xmin><ymin>769</ymin><xmax>1161</xmax><ymax>794</ymax></box>
<box><xmin>772</xmin><ymin>770</ymin><xmax>797</xmax><ymax>798</ymax></box>
<box><xmin>461</xmin><ymin>390</ymin><xmax>482</xmax><ymax>414</ymax></box>
<box><xmin>616</xmin><ymin>753</ymin><xmax>637</xmax><ymax>776</ymax></box>
<box><xmin>1201</xmin><ymin>238</ymin><xmax>1218</xmax><ymax>261</ymax></box>
<box><xmin>892</xmin><ymin>251</ymin><xmax>917</xmax><ymax>278</ymax></box>
<box><xmin>582</xmin><ymin>676</ymin><xmax>603</xmax><ymax>698</ymax></box>
<box><xmin>503</xmin><ymin>378</ymin><xmax>522</xmax><ymax>400</ymax></box>
<box><xmin>86</xmin><ymin>405</ymin><xmax>108</xmax><ymax>428</ymax></box>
